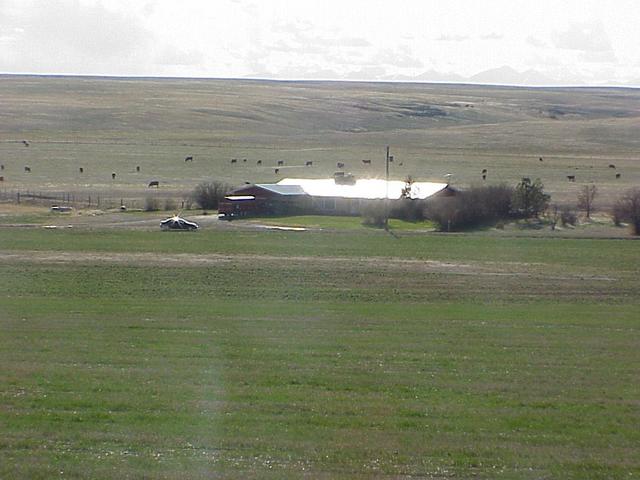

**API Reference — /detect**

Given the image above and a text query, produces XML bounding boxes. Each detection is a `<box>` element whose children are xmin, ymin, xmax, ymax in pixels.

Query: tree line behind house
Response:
<box><xmin>185</xmin><ymin>179</ymin><xmax>640</xmax><ymax>235</ymax></box>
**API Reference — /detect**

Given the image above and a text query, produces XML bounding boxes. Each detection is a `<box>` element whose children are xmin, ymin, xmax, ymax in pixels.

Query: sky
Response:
<box><xmin>1</xmin><ymin>0</ymin><xmax>639</xmax><ymax>86</ymax></box>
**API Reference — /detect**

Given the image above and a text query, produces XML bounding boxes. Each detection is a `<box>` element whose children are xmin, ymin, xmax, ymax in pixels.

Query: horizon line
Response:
<box><xmin>1</xmin><ymin>71</ymin><xmax>638</xmax><ymax>90</ymax></box>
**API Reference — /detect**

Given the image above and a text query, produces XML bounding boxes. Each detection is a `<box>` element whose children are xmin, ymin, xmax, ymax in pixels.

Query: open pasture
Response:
<box><xmin>1</xmin><ymin>226</ymin><xmax>639</xmax><ymax>478</ymax></box>
<box><xmin>1</xmin><ymin>75</ymin><xmax>640</xmax><ymax>206</ymax></box>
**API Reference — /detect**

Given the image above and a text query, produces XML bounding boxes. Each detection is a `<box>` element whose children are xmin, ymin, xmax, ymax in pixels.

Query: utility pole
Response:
<box><xmin>385</xmin><ymin>146</ymin><xmax>390</xmax><ymax>229</ymax></box>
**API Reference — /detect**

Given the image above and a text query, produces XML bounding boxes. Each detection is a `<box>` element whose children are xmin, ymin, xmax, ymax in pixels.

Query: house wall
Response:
<box><xmin>219</xmin><ymin>185</ymin><xmax>310</xmax><ymax>217</ymax></box>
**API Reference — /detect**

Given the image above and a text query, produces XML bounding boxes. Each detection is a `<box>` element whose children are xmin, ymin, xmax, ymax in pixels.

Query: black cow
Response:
<box><xmin>0</xmin><ymin>164</ymin><xmax>4</xmax><ymax>170</ymax></box>
<box><xmin>609</xmin><ymin>164</ymin><xmax>616</xmax><ymax>169</ymax></box>
<box><xmin>257</xmin><ymin>160</ymin><xmax>262</xmax><ymax>165</ymax></box>
<box><xmin>136</xmin><ymin>166</ymin><xmax>141</xmax><ymax>172</ymax></box>
<box><xmin>616</xmin><ymin>173</ymin><xmax>621</xmax><ymax>179</ymax></box>
<box><xmin>24</xmin><ymin>166</ymin><xmax>31</xmax><ymax>173</ymax></box>
<box><xmin>79</xmin><ymin>167</ymin><xmax>84</xmax><ymax>173</ymax></box>
<box><xmin>362</xmin><ymin>159</ymin><xmax>371</xmax><ymax>165</ymax></box>
<box><xmin>277</xmin><ymin>160</ymin><xmax>284</xmax><ymax>166</ymax></box>
<box><xmin>148</xmin><ymin>180</ymin><xmax>159</xmax><ymax>188</ymax></box>
<box><xmin>336</xmin><ymin>162</ymin><xmax>345</xmax><ymax>169</ymax></box>
<box><xmin>231</xmin><ymin>158</ymin><xmax>237</xmax><ymax>163</ymax></box>
<box><xmin>305</xmin><ymin>161</ymin><xmax>313</xmax><ymax>166</ymax></box>
<box><xmin>185</xmin><ymin>156</ymin><xmax>193</xmax><ymax>162</ymax></box>
<box><xmin>274</xmin><ymin>168</ymin><xmax>280</xmax><ymax>174</ymax></box>
<box><xmin>482</xmin><ymin>168</ymin><xmax>487</xmax><ymax>174</ymax></box>
<box><xmin>567</xmin><ymin>175</ymin><xmax>575</xmax><ymax>182</ymax></box>
<box><xmin>22</xmin><ymin>140</ymin><xmax>29</xmax><ymax>147</ymax></box>
<box><xmin>112</xmin><ymin>172</ymin><xmax>116</xmax><ymax>180</ymax></box>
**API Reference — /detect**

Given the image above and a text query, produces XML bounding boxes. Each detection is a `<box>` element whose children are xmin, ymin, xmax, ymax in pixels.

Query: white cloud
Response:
<box><xmin>526</xmin><ymin>36</ymin><xmax>546</xmax><ymax>48</ymax></box>
<box><xmin>552</xmin><ymin>22</ymin><xmax>615</xmax><ymax>59</ymax></box>
<box><xmin>436</xmin><ymin>34</ymin><xmax>469</xmax><ymax>42</ymax></box>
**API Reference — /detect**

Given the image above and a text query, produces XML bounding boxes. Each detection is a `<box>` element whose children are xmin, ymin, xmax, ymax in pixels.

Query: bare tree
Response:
<box><xmin>613</xmin><ymin>188</ymin><xmax>640</xmax><ymax>235</ymax></box>
<box><xmin>400</xmin><ymin>176</ymin><xmax>414</xmax><ymax>199</ymax></box>
<box><xmin>577</xmin><ymin>184</ymin><xmax>597</xmax><ymax>219</ymax></box>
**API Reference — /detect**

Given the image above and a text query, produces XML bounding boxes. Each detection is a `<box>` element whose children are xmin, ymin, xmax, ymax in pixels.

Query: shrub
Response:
<box><xmin>144</xmin><ymin>196</ymin><xmax>160</xmax><ymax>212</ymax></box>
<box><xmin>192</xmin><ymin>181</ymin><xmax>230</xmax><ymax>210</ymax></box>
<box><xmin>560</xmin><ymin>207</ymin><xmax>577</xmax><ymax>226</ymax></box>
<box><xmin>425</xmin><ymin>184</ymin><xmax>514</xmax><ymax>231</ymax></box>
<box><xmin>361</xmin><ymin>200</ymin><xmax>388</xmax><ymax>228</ymax></box>
<box><xmin>164</xmin><ymin>197</ymin><xmax>177</xmax><ymax>211</ymax></box>
<box><xmin>389</xmin><ymin>199</ymin><xmax>426</xmax><ymax>221</ymax></box>
<box><xmin>612</xmin><ymin>188</ymin><xmax>640</xmax><ymax>235</ymax></box>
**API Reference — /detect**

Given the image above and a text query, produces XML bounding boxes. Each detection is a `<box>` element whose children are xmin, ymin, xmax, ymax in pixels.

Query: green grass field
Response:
<box><xmin>1</xmin><ymin>226</ymin><xmax>639</xmax><ymax>478</ymax></box>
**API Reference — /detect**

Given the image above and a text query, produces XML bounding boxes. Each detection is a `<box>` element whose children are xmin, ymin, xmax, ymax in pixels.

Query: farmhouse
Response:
<box><xmin>218</xmin><ymin>176</ymin><xmax>454</xmax><ymax>218</ymax></box>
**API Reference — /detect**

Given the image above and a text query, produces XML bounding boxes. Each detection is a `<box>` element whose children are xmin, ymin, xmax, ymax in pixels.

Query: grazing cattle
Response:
<box><xmin>567</xmin><ymin>175</ymin><xmax>575</xmax><ymax>182</ymax></box>
<box><xmin>481</xmin><ymin>168</ymin><xmax>487</xmax><ymax>174</ymax></box>
<box><xmin>257</xmin><ymin>160</ymin><xmax>262</xmax><ymax>165</ymax></box>
<box><xmin>362</xmin><ymin>159</ymin><xmax>372</xmax><ymax>165</ymax></box>
<box><xmin>185</xmin><ymin>156</ymin><xmax>193</xmax><ymax>162</ymax></box>
<box><xmin>136</xmin><ymin>166</ymin><xmax>141</xmax><ymax>172</ymax></box>
<box><xmin>616</xmin><ymin>173</ymin><xmax>621</xmax><ymax>179</ymax></box>
<box><xmin>609</xmin><ymin>164</ymin><xmax>616</xmax><ymax>169</ymax></box>
<box><xmin>305</xmin><ymin>161</ymin><xmax>313</xmax><ymax>166</ymax></box>
<box><xmin>111</xmin><ymin>172</ymin><xmax>116</xmax><ymax>180</ymax></box>
<box><xmin>22</xmin><ymin>140</ymin><xmax>29</xmax><ymax>147</ymax></box>
<box><xmin>24</xmin><ymin>166</ymin><xmax>31</xmax><ymax>173</ymax></box>
<box><xmin>243</xmin><ymin>158</ymin><xmax>247</xmax><ymax>162</ymax></box>
<box><xmin>277</xmin><ymin>160</ymin><xmax>284</xmax><ymax>166</ymax></box>
<box><xmin>482</xmin><ymin>174</ymin><xmax>487</xmax><ymax>180</ymax></box>
<box><xmin>336</xmin><ymin>162</ymin><xmax>345</xmax><ymax>169</ymax></box>
<box><xmin>389</xmin><ymin>156</ymin><xmax>394</xmax><ymax>162</ymax></box>
<box><xmin>274</xmin><ymin>168</ymin><xmax>280</xmax><ymax>174</ymax></box>
<box><xmin>231</xmin><ymin>158</ymin><xmax>237</xmax><ymax>163</ymax></box>
<box><xmin>539</xmin><ymin>157</ymin><xmax>543</xmax><ymax>162</ymax></box>
<box><xmin>0</xmin><ymin>164</ymin><xmax>4</xmax><ymax>170</ymax></box>
<box><xmin>148</xmin><ymin>180</ymin><xmax>159</xmax><ymax>188</ymax></box>
<box><xmin>79</xmin><ymin>167</ymin><xmax>83</xmax><ymax>173</ymax></box>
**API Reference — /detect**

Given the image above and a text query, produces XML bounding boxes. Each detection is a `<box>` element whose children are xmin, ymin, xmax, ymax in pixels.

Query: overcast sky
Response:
<box><xmin>1</xmin><ymin>0</ymin><xmax>639</xmax><ymax>86</ymax></box>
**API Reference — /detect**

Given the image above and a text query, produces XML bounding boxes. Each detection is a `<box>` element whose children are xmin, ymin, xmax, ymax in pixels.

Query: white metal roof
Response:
<box><xmin>254</xmin><ymin>184</ymin><xmax>307</xmax><ymax>196</ymax></box>
<box><xmin>276</xmin><ymin>178</ymin><xmax>449</xmax><ymax>200</ymax></box>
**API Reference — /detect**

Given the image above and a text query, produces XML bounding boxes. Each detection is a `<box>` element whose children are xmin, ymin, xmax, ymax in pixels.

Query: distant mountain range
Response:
<box><xmin>392</xmin><ymin>66</ymin><xmax>637</xmax><ymax>88</ymax></box>
<box><xmin>257</xmin><ymin>65</ymin><xmax>638</xmax><ymax>88</ymax></box>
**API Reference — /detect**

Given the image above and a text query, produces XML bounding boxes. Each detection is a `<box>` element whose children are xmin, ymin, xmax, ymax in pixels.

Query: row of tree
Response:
<box><xmin>418</xmin><ymin>178</ymin><xmax>640</xmax><ymax>235</ymax></box>
<box><xmin>189</xmin><ymin>179</ymin><xmax>640</xmax><ymax>235</ymax></box>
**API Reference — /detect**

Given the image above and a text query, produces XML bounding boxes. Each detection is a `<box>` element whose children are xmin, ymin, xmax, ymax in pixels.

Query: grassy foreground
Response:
<box><xmin>1</xmin><ymin>228</ymin><xmax>639</xmax><ymax>479</ymax></box>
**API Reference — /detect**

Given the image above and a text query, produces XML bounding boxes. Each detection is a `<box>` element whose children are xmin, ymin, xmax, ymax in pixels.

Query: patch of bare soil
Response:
<box><xmin>0</xmin><ymin>250</ymin><xmax>616</xmax><ymax>282</ymax></box>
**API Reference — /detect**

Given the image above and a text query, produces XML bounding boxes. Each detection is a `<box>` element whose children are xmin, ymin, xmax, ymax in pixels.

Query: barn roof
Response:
<box><xmin>254</xmin><ymin>184</ymin><xmax>307</xmax><ymax>196</ymax></box>
<box><xmin>276</xmin><ymin>178</ymin><xmax>449</xmax><ymax>200</ymax></box>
